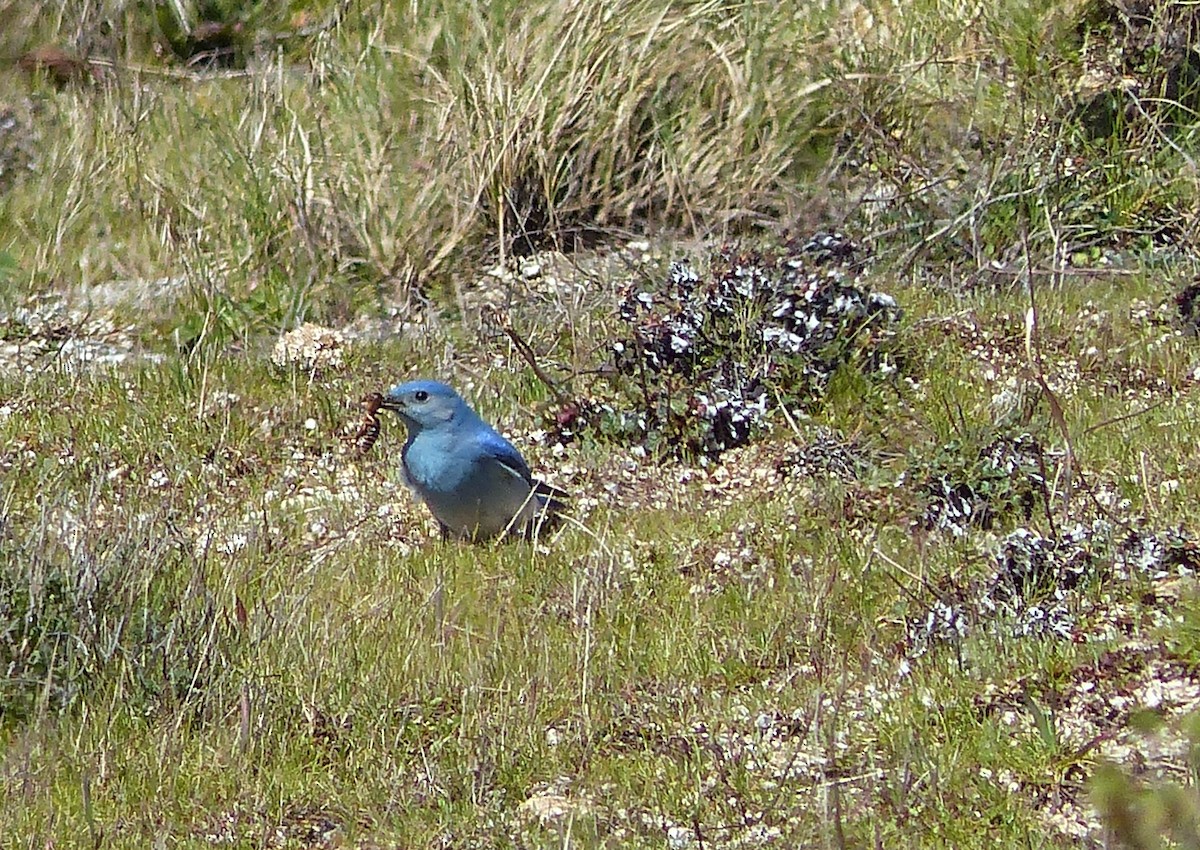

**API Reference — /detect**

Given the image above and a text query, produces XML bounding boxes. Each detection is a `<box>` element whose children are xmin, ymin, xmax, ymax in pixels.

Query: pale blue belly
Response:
<box><xmin>405</xmin><ymin>456</ymin><xmax>536</xmax><ymax>539</ymax></box>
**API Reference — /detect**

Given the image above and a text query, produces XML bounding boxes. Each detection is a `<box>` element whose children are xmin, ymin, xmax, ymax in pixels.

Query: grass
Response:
<box><xmin>5</xmin><ymin>0</ymin><xmax>1200</xmax><ymax>846</ymax></box>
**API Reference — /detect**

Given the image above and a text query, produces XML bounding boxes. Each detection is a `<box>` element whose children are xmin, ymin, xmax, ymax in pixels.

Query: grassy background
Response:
<box><xmin>4</xmin><ymin>0</ymin><xmax>1200</xmax><ymax>846</ymax></box>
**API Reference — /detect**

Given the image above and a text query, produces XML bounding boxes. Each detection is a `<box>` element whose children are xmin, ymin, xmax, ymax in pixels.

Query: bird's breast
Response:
<box><xmin>401</xmin><ymin>439</ymin><xmax>472</xmax><ymax>495</ymax></box>
<box><xmin>401</xmin><ymin>438</ymin><xmax>537</xmax><ymax>538</ymax></box>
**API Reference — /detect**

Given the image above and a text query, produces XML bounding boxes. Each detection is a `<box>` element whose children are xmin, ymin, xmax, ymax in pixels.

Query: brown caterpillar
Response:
<box><xmin>353</xmin><ymin>392</ymin><xmax>384</xmax><ymax>457</ymax></box>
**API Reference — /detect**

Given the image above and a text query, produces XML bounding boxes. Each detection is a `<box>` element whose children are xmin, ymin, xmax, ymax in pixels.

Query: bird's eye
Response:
<box><xmin>414</xmin><ymin>390</ymin><xmax>429</xmax><ymax>402</ymax></box>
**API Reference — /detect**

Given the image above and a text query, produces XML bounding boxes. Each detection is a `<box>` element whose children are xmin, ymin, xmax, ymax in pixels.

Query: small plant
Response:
<box><xmin>558</xmin><ymin>232</ymin><xmax>902</xmax><ymax>458</ymax></box>
<box><xmin>914</xmin><ymin>433</ymin><xmax>1049</xmax><ymax>536</ymax></box>
<box><xmin>906</xmin><ymin>521</ymin><xmax>1200</xmax><ymax>660</ymax></box>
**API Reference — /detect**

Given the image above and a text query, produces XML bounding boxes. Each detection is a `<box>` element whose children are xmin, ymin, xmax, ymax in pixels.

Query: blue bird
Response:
<box><xmin>379</xmin><ymin>379</ymin><xmax>568</xmax><ymax>541</ymax></box>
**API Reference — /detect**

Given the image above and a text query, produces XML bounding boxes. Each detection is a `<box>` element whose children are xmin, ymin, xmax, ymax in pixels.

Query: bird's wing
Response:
<box><xmin>476</xmin><ymin>429</ymin><xmax>570</xmax><ymax>513</ymax></box>
<box><xmin>475</xmin><ymin>429</ymin><xmax>534</xmax><ymax>484</ymax></box>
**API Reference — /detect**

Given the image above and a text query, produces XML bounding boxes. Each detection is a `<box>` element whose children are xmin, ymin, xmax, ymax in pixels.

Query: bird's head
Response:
<box><xmin>379</xmin><ymin>380</ymin><xmax>465</xmax><ymax>431</ymax></box>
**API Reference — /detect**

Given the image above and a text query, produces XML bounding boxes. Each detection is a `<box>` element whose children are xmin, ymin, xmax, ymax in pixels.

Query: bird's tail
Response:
<box><xmin>529</xmin><ymin>479</ymin><xmax>570</xmax><ymax>534</ymax></box>
<box><xmin>533</xmin><ymin>479</ymin><xmax>570</xmax><ymax>509</ymax></box>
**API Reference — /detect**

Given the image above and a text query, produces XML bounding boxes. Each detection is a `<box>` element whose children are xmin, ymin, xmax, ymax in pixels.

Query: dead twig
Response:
<box><xmin>482</xmin><ymin>306</ymin><xmax>570</xmax><ymax>406</ymax></box>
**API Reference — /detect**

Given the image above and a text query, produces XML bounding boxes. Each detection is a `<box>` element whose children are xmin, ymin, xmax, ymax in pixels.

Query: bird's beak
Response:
<box><xmin>378</xmin><ymin>395</ymin><xmax>403</xmax><ymax>412</ymax></box>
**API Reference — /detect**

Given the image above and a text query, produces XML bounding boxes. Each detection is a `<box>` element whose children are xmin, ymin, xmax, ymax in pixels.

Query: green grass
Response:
<box><xmin>5</xmin><ymin>0</ymin><xmax>1200</xmax><ymax>846</ymax></box>
<box><xmin>3</xmin><ymin>266</ymin><xmax>1196</xmax><ymax>846</ymax></box>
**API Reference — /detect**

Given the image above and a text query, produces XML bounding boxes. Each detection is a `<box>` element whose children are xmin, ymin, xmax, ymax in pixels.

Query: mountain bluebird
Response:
<box><xmin>379</xmin><ymin>379</ymin><xmax>568</xmax><ymax>541</ymax></box>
